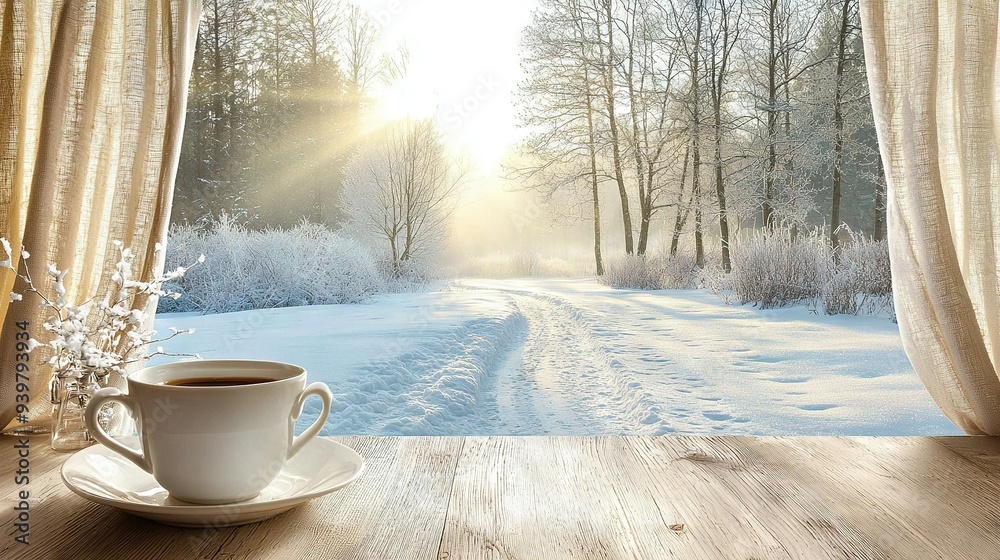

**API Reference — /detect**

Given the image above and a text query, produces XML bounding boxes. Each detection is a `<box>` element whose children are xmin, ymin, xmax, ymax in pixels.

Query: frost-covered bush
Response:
<box><xmin>697</xmin><ymin>261</ymin><xmax>732</xmax><ymax>301</ymax></box>
<box><xmin>729</xmin><ymin>229</ymin><xmax>831</xmax><ymax>308</ymax></box>
<box><xmin>600</xmin><ymin>254</ymin><xmax>664</xmax><ymax>289</ymax></box>
<box><xmin>600</xmin><ymin>251</ymin><xmax>699</xmax><ymax>290</ymax></box>
<box><xmin>514</xmin><ymin>250</ymin><xmax>540</xmax><ymax>277</ymax></box>
<box><xmin>659</xmin><ymin>252</ymin><xmax>700</xmax><ymax>289</ymax></box>
<box><xmin>160</xmin><ymin>219</ymin><xmax>388</xmax><ymax>314</ymax></box>
<box><xmin>823</xmin><ymin>238</ymin><xmax>894</xmax><ymax>316</ymax></box>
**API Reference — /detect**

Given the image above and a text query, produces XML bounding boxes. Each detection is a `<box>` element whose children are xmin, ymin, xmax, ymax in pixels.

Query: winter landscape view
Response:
<box><xmin>155</xmin><ymin>0</ymin><xmax>960</xmax><ymax>436</ymax></box>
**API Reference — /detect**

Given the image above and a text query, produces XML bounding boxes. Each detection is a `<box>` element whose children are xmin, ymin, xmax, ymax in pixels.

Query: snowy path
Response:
<box><xmin>458</xmin><ymin>278</ymin><xmax>957</xmax><ymax>435</ymax></box>
<box><xmin>155</xmin><ymin>278</ymin><xmax>960</xmax><ymax>436</ymax></box>
<box><xmin>490</xmin><ymin>292</ymin><xmax>667</xmax><ymax>434</ymax></box>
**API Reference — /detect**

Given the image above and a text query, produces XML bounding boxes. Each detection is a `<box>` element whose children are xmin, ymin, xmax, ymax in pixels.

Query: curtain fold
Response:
<box><xmin>861</xmin><ymin>0</ymin><xmax>1000</xmax><ymax>434</ymax></box>
<box><xmin>0</xmin><ymin>0</ymin><xmax>201</xmax><ymax>433</ymax></box>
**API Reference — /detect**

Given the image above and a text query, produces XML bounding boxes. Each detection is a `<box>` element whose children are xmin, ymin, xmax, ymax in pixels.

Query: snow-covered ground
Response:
<box><xmin>153</xmin><ymin>278</ymin><xmax>960</xmax><ymax>436</ymax></box>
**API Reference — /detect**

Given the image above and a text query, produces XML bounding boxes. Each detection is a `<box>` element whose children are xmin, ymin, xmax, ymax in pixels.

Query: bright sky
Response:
<box><xmin>356</xmin><ymin>0</ymin><xmax>537</xmax><ymax>175</ymax></box>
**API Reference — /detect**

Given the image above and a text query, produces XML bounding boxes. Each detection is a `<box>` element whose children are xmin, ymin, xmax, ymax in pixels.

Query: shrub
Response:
<box><xmin>659</xmin><ymin>251</ymin><xmax>700</xmax><ymax>289</ymax></box>
<box><xmin>729</xmin><ymin>229</ymin><xmax>831</xmax><ymax>308</ymax></box>
<box><xmin>599</xmin><ymin>251</ymin><xmax>699</xmax><ymax>290</ymax></box>
<box><xmin>823</xmin><ymin>238</ymin><xmax>894</xmax><ymax>316</ymax></box>
<box><xmin>600</xmin><ymin>254</ymin><xmax>664</xmax><ymax>289</ymax></box>
<box><xmin>159</xmin><ymin>218</ymin><xmax>388</xmax><ymax>314</ymax></box>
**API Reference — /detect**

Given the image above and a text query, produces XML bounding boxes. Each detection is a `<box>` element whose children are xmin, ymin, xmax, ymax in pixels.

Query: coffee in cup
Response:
<box><xmin>84</xmin><ymin>359</ymin><xmax>333</xmax><ymax>505</ymax></box>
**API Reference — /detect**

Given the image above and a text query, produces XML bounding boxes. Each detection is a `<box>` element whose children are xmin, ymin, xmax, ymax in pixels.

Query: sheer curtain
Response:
<box><xmin>862</xmin><ymin>1</ymin><xmax>1000</xmax><ymax>434</ymax></box>
<box><xmin>0</xmin><ymin>0</ymin><xmax>201</xmax><ymax>433</ymax></box>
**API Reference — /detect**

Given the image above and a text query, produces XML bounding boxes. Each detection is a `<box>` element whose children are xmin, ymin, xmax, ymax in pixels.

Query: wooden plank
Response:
<box><xmin>611</xmin><ymin>436</ymin><xmax>888</xmax><ymax>559</ymax></box>
<box><xmin>0</xmin><ymin>436</ymin><xmax>463</xmax><ymax>560</ymax></box>
<box><xmin>6</xmin><ymin>435</ymin><xmax>1000</xmax><ymax>559</ymax></box>
<box><xmin>743</xmin><ymin>437</ymin><xmax>1000</xmax><ymax>559</ymax></box>
<box><xmin>240</xmin><ymin>436</ymin><xmax>463</xmax><ymax>560</ymax></box>
<box><xmin>438</xmin><ymin>437</ymin><xmax>648</xmax><ymax>559</ymax></box>
<box><xmin>932</xmin><ymin>435</ymin><xmax>1000</xmax><ymax>473</ymax></box>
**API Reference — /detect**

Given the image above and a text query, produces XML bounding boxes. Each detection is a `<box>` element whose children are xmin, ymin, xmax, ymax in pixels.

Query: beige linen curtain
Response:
<box><xmin>862</xmin><ymin>1</ymin><xmax>1000</xmax><ymax>434</ymax></box>
<box><xmin>0</xmin><ymin>0</ymin><xmax>201</xmax><ymax>433</ymax></box>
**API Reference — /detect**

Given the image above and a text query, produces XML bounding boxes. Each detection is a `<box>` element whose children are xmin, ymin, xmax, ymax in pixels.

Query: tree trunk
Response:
<box><xmin>624</xmin><ymin>8</ymin><xmax>648</xmax><ymax>255</ymax></box>
<box><xmin>593</xmin><ymin>166</ymin><xmax>604</xmax><ymax>276</ymax></box>
<box><xmin>600</xmin><ymin>0</ymin><xmax>634</xmax><ymax>254</ymax></box>
<box><xmin>211</xmin><ymin>0</ymin><xmax>224</xmax><ymax>158</ymax></box>
<box><xmin>762</xmin><ymin>0</ymin><xmax>777</xmax><ymax>229</ymax></box>
<box><xmin>584</xmin><ymin>63</ymin><xmax>604</xmax><ymax>276</ymax></box>
<box><xmin>830</xmin><ymin>0</ymin><xmax>851</xmax><ymax>251</ymax></box>
<box><xmin>692</xmin><ymin>0</ymin><xmax>704</xmax><ymax>267</ymax></box>
<box><xmin>782</xmin><ymin>46</ymin><xmax>795</xmax><ymax>240</ymax></box>
<box><xmin>873</xmin><ymin>153</ymin><xmax>886</xmax><ymax>241</ymax></box>
<box><xmin>670</xmin><ymin>145</ymin><xmax>691</xmax><ymax>256</ymax></box>
<box><xmin>714</xmin><ymin>111</ymin><xmax>730</xmax><ymax>272</ymax></box>
<box><xmin>638</xmin><ymin>163</ymin><xmax>654</xmax><ymax>255</ymax></box>
<box><xmin>710</xmin><ymin>3</ymin><xmax>735</xmax><ymax>273</ymax></box>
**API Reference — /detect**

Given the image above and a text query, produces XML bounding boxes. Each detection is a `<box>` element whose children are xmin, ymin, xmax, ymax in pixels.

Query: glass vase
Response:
<box><xmin>50</xmin><ymin>370</ymin><xmax>106</xmax><ymax>452</ymax></box>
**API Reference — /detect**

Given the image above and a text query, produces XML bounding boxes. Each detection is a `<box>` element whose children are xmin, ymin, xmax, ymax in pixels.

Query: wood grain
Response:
<box><xmin>438</xmin><ymin>437</ymin><xmax>647</xmax><ymax>559</ymax></box>
<box><xmin>0</xmin><ymin>436</ymin><xmax>464</xmax><ymax>560</ymax></box>
<box><xmin>3</xmin><ymin>436</ymin><xmax>1000</xmax><ymax>559</ymax></box>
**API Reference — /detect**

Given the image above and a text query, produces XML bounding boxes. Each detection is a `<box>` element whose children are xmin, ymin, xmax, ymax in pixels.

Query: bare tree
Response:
<box><xmin>341</xmin><ymin>4</ymin><xmax>379</xmax><ymax>100</ymax></box>
<box><xmin>703</xmin><ymin>0</ymin><xmax>742</xmax><ymax>271</ymax></box>
<box><xmin>340</xmin><ymin>120</ymin><xmax>466</xmax><ymax>273</ymax></box>
<box><xmin>668</xmin><ymin>0</ymin><xmax>706</xmax><ymax>266</ymax></box>
<box><xmin>515</xmin><ymin>0</ymin><xmax>610</xmax><ymax>275</ymax></box>
<box><xmin>744</xmin><ymin>0</ymin><xmax>823</xmax><ymax>229</ymax></box>
<box><xmin>176</xmin><ymin>0</ymin><xmax>256</xmax><ymax>224</ymax></box>
<box><xmin>829</xmin><ymin>0</ymin><xmax>859</xmax><ymax>249</ymax></box>
<box><xmin>592</xmin><ymin>0</ymin><xmax>636</xmax><ymax>255</ymax></box>
<box><xmin>620</xmin><ymin>0</ymin><xmax>682</xmax><ymax>255</ymax></box>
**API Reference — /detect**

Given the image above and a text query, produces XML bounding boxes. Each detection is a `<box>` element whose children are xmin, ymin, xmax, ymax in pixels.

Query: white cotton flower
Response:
<box><xmin>45</xmin><ymin>263</ymin><xmax>59</xmax><ymax>277</ymax></box>
<box><xmin>25</xmin><ymin>339</ymin><xmax>39</xmax><ymax>352</ymax></box>
<box><xmin>9</xmin><ymin>292</ymin><xmax>22</xmax><ymax>303</ymax></box>
<box><xmin>154</xmin><ymin>242</ymin><xmax>163</xmax><ymax>253</ymax></box>
<box><xmin>20</xmin><ymin>249</ymin><xmax>29</xmax><ymax>260</ymax></box>
<box><xmin>112</xmin><ymin>240</ymin><xmax>123</xmax><ymax>248</ymax></box>
<box><xmin>197</xmin><ymin>254</ymin><xmax>206</xmax><ymax>264</ymax></box>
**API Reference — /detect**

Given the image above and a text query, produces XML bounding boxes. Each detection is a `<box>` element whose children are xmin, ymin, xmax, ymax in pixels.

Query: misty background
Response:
<box><xmin>171</xmin><ymin>0</ymin><xmax>879</xmax><ymax>286</ymax></box>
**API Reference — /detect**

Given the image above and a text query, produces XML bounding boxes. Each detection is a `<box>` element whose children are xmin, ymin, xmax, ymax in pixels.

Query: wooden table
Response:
<box><xmin>3</xmin><ymin>435</ymin><xmax>1000</xmax><ymax>559</ymax></box>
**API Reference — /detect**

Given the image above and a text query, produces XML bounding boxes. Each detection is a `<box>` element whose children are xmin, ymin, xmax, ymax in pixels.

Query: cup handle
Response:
<box><xmin>288</xmin><ymin>382</ymin><xmax>333</xmax><ymax>459</ymax></box>
<box><xmin>85</xmin><ymin>387</ymin><xmax>152</xmax><ymax>473</ymax></box>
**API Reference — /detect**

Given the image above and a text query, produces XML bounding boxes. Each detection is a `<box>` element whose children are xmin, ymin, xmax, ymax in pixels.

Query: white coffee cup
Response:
<box><xmin>84</xmin><ymin>359</ymin><xmax>333</xmax><ymax>505</ymax></box>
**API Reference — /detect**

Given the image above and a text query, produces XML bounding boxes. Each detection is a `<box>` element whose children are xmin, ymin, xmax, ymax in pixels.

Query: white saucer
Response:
<box><xmin>61</xmin><ymin>436</ymin><xmax>364</xmax><ymax>527</ymax></box>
